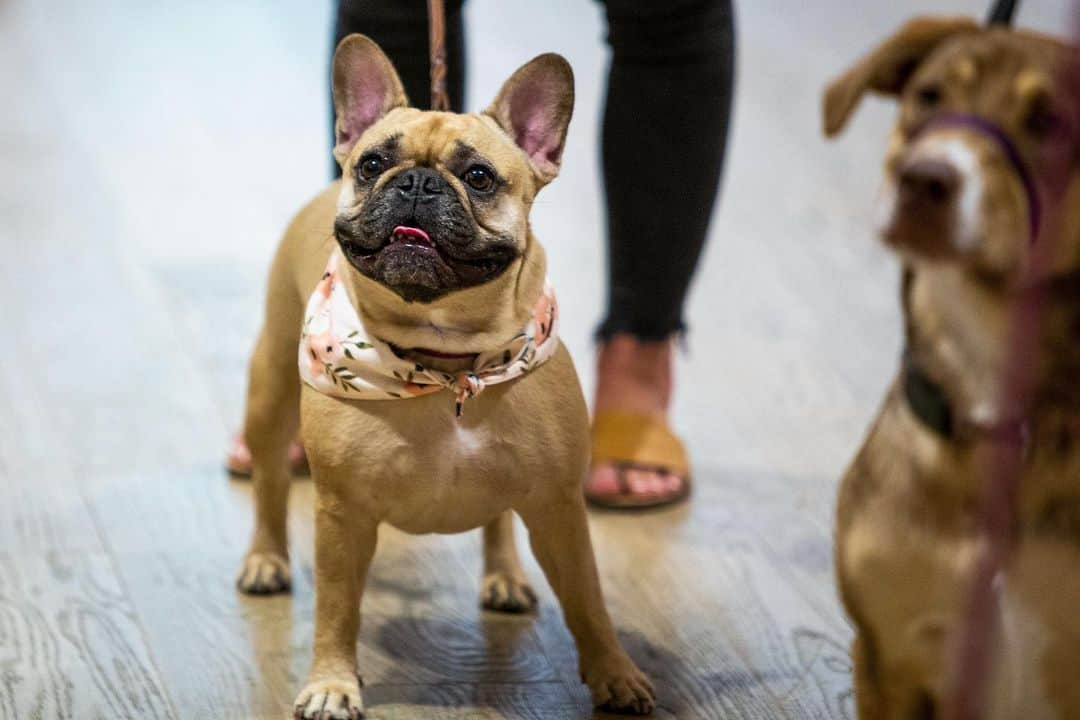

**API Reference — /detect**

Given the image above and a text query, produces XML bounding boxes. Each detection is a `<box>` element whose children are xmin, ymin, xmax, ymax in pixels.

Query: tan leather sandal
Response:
<box><xmin>585</xmin><ymin>410</ymin><xmax>691</xmax><ymax>509</ymax></box>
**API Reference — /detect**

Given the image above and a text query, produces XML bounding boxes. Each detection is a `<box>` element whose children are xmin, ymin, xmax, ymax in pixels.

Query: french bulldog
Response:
<box><xmin>236</xmin><ymin>34</ymin><xmax>655</xmax><ymax>718</ymax></box>
<box><xmin>825</xmin><ymin>17</ymin><xmax>1080</xmax><ymax>720</ymax></box>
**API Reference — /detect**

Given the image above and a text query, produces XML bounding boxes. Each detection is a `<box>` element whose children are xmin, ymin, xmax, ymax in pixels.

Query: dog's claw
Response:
<box><xmin>236</xmin><ymin>551</ymin><xmax>292</xmax><ymax>595</ymax></box>
<box><xmin>481</xmin><ymin>571</ymin><xmax>538</xmax><ymax>613</ymax></box>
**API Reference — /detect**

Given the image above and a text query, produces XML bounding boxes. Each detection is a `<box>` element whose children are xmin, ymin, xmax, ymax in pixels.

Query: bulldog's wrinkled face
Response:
<box><xmin>825</xmin><ymin>19</ymin><xmax>1080</xmax><ymax>281</ymax></box>
<box><xmin>329</xmin><ymin>35</ymin><xmax>573</xmax><ymax>303</ymax></box>
<box><xmin>335</xmin><ymin>112</ymin><xmax>529</xmax><ymax>303</ymax></box>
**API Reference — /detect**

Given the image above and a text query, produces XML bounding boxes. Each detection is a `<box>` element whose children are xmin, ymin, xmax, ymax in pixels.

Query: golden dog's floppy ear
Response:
<box><xmin>485</xmin><ymin>54</ymin><xmax>575</xmax><ymax>184</ymax></box>
<box><xmin>823</xmin><ymin>16</ymin><xmax>979</xmax><ymax>137</ymax></box>
<box><xmin>332</xmin><ymin>34</ymin><xmax>409</xmax><ymax>164</ymax></box>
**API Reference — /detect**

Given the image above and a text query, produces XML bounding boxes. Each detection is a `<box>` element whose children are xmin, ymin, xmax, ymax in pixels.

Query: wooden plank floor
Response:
<box><xmin>0</xmin><ymin>1</ymin><xmax>1072</xmax><ymax>718</ymax></box>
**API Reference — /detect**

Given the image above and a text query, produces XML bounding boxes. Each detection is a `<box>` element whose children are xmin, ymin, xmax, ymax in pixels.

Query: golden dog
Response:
<box><xmin>826</xmin><ymin>16</ymin><xmax>1080</xmax><ymax>720</ymax></box>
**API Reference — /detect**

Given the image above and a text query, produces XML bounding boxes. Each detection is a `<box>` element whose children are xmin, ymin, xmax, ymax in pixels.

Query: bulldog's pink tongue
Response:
<box><xmin>391</xmin><ymin>225</ymin><xmax>433</xmax><ymax>247</ymax></box>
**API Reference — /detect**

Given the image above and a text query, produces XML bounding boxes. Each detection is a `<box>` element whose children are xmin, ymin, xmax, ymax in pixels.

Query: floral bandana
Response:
<box><xmin>298</xmin><ymin>250</ymin><xmax>558</xmax><ymax>417</ymax></box>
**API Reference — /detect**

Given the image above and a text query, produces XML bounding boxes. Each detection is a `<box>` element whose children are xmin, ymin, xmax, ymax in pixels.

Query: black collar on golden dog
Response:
<box><xmin>901</xmin><ymin>354</ymin><xmax>1031</xmax><ymax>449</ymax></box>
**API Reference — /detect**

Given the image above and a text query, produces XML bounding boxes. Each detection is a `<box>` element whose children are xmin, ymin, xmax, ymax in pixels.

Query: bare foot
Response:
<box><xmin>585</xmin><ymin>335</ymin><xmax>689</xmax><ymax>508</ymax></box>
<box><xmin>225</xmin><ymin>433</ymin><xmax>309</xmax><ymax>478</ymax></box>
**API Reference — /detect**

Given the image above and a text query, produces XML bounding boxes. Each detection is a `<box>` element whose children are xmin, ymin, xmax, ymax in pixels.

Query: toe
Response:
<box><xmin>483</xmin><ymin>579</ymin><xmax>511</xmax><ymax>610</ymax></box>
<box><xmin>630</xmin><ymin>674</ymin><xmax>657</xmax><ymax>713</ymax></box>
<box><xmin>626</xmin><ymin>470</ymin><xmax>660</xmax><ymax>498</ymax></box>
<box><xmin>225</xmin><ymin>434</ymin><xmax>253</xmax><ymax>477</ymax></box>
<box><xmin>302</xmin><ymin>692</ymin><xmax>326</xmax><ymax>719</ymax></box>
<box><xmin>660</xmin><ymin>472</ymin><xmax>681</xmax><ymax>493</ymax></box>
<box><xmin>645</xmin><ymin>473</ymin><xmax>666</xmax><ymax>496</ymax></box>
<box><xmin>323</xmin><ymin>692</ymin><xmax>347</xmax><ymax>719</ymax></box>
<box><xmin>589</xmin><ymin>680</ymin><xmax>613</xmax><ymax>708</ymax></box>
<box><xmin>610</xmin><ymin>678</ymin><xmax>636</xmax><ymax>709</ymax></box>
<box><xmin>288</xmin><ymin>440</ymin><xmax>310</xmax><ymax>476</ymax></box>
<box><xmin>257</xmin><ymin>559</ymin><xmax>288</xmax><ymax>592</ymax></box>
<box><xmin>585</xmin><ymin>463</ymin><xmax>621</xmax><ymax>497</ymax></box>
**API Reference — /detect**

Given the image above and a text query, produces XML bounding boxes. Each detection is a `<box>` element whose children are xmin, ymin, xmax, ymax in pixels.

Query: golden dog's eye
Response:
<box><xmin>358</xmin><ymin>155</ymin><xmax>385</xmax><ymax>180</ymax></box>
<box><xmin>463</xmin><ymin>165</ymin><xmax>496</xmax><ymax>192</ymax></box>
<box><xmin>916</xmin><ymin>84</ymin><xmax>942</xmax><ymax>108</ymax></box>
<box><xmin>1025</xmin><ymin>104</ymin><xmax>1062</xmax><ymax>140</ymax></box>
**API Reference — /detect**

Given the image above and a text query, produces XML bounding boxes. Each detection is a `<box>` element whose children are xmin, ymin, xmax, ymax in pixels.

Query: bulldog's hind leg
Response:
<box><xmin>237</xmin><ymin>266</ymin><xmax>303</xmax><ymax>594</ymax></box>
<box><xmin>480</xmin><ymin>511</ymin><xmax>537</xmax><ymax>613</ymax></box>
<box><xmin>518</xmin><ymin>493</ymin><xmax>655</xmax><ymax>714</ymax></box>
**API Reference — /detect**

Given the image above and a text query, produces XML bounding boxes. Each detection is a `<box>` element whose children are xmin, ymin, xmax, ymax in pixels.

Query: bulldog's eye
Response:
<box><xmin>463</xmin><ymin>165</ymin><xmax>496</xmax><ymax>192</ymax></box>
<box><xmin>358</xmin><ymin>155</ymin><xmax>386</xmax><ymax>180</ymax></box>
<box><xmin>916</xmin><ymin>84</ymin><xmax>943</xmax><ymax>108</ymax></box>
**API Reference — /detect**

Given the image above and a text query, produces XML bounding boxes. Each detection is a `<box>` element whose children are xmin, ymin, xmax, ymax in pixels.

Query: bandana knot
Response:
<box><xmin>453</xmin><ymin>373</ymin><xmax>484</xmax><ymax>417</ymax></box>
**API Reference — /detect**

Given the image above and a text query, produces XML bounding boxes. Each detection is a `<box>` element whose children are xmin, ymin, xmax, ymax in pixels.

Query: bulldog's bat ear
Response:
<box><xmin>486</xmin><ymin>53</ymin><xmax>575</xmax><ymax>183</ymax></box>
<box><xmin>332</xmin><ymin>34</ymin><xmax>408</xmax><ymax>164</ymax></box>
<box><xmin>823</xmin><ymin>16</ymin><xmax>978</xmax><ymax>137</ymax></box>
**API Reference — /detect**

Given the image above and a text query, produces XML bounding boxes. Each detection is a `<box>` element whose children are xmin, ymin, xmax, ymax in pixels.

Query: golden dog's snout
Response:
<box><xmin>884</xmin><ymin>154</ymin><xmax>966</xmax><ymax>256</ymax></box>
<box><xmin>898</xmin><ymin>157</ymin><xmax>960</xmax><ymax>209</ymax></box>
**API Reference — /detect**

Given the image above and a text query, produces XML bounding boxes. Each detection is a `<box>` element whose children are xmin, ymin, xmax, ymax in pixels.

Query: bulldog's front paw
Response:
<box><xmin>481</xmin><ymin>571</ymin><xmax>537</xmax><ymax>613</ymax></box>
<box><xmin>582</xmin><ymin>654</ymin><xmax>656</xmax><ymax>715</ymax></box>
<box><xmin>236</xmin><ymin>551</ymin><xmax>291</xmax><ymax>595</ymax></box>
<box><xmin>294</xmin><ymin>676</ymin><xmax>364</xmax><ymax>719</ymax></box>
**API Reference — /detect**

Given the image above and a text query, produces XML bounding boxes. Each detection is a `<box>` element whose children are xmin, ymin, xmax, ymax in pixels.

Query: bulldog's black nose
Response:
<box><xmin>393</xmin><ymin>167</ymin><xmax>445</xmax><ymax>200</ymax></box>
<box><xmin>898</xmin><ymin>159</ymin><xmax>960</xmax><ymax>207</ymax></box>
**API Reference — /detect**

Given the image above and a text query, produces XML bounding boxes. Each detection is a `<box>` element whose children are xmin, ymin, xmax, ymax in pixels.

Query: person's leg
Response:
<box><xmin>331</xmin><ymin>0</ymin><xmax>466</xmax><ymax>175</ymax></box>
<box><xmin>588</xmin><ymin>0</ymin><xmax>735</xmax><ymax>506</ymax></box>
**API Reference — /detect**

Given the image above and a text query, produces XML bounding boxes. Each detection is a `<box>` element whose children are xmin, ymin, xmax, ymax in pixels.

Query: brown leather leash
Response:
<box><xmin>427</xmin><ymin>0</ymin><xmax>451</xmax><ymax>111</ymax></box>
<box><xmin>944</xmin><ymin>2</ymin><xmax>1080</xmax><ymax>719</ymax></box>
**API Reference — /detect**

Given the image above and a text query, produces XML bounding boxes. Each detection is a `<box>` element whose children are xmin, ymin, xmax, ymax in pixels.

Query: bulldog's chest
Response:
<box><xmin>304</xmin><ymin>386</ymin><xmax>538</xmax><ymax>531</ymax></box>
<box><xmin>400</xmin><ymin>420</ymin><xmax>515</xmax><ymax>485</ymax></box>
<box><xmin>383</xmin><ymin>416</ymin><xmax>533</xmax><ymax>532</ymax></box>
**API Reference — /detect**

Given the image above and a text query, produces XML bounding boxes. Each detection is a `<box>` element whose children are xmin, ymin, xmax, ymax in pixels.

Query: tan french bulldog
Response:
<box><xmin>825</xmin><ymin>17</ymin><xmax>1080</xmax><ymax>720</ymax></box>
<box><xmin>236</xmin><ymin>34</ymin><xmax>655</xmax><ymax>718</ymax></box>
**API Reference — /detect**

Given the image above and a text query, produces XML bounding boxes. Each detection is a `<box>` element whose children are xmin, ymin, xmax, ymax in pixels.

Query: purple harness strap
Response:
<box><xmin>916</xmin><ymin>112</ymin><xmax>1042</xmax><ymax>243</ymax></box>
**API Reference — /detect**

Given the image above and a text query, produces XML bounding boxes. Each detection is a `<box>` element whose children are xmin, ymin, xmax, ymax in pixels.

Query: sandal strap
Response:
<box><xmin>591</xmin><ymin>411</ymin><xmax>690</xmax><ymax>478</ymax></box>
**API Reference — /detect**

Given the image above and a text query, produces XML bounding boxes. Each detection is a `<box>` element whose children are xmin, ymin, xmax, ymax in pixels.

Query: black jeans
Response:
<box><xmin>333</xmin><ymin>0</ymin><xmax>734</xmax><ymax>341</ymax></box>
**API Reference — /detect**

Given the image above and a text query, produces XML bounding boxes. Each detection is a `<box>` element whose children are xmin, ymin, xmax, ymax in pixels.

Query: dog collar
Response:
<box><xmin>901</xmin><ymin>353</ymin><xmax>1030</xmax><ymax>449</ymax></box>
<box><xmin>298</xmin><ymin>250</ymin><xmax>559</xmax><ymax>417</ymax></box>
<box><xmin>913</xmin><ymin>113</ymin><xmax>1041</xmax><ymax>243</ymax></box>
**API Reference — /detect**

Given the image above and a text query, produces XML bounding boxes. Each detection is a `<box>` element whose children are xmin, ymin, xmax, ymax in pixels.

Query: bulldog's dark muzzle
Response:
<box><xmin>335</xmin><ymin>165</ymin><xmax>519</xmax><ymax>303</ymax></box>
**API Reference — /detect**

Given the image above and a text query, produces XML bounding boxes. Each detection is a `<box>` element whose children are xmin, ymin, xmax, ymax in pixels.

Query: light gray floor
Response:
<box><xmin>0</xmin><ymin>1</ymin><xmax>1072</xmax><ymax>718</ymax></box>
